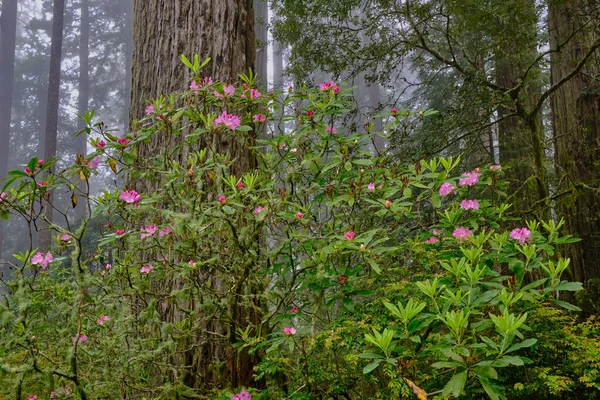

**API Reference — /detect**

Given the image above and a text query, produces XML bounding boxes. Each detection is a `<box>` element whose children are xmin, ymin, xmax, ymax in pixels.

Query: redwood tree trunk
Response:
<box><xmin>130</xmin><ymin>0</ymin><xmax>257</xmax><ymax>390</ymax></box>
<box><xmin>549</xmin><ymin>0</ymin><xmax>600</xmax><ymax>283</ymax></box>
<box><xmin>76</xmin><ymin>0</ymin><xmax>90</xmax><ymax>221</ymax></box>
<box><xmin>39</xmin><ymin>0</ymin><xmax>66</xmax><ymax>251</ymax></box>
<box><xmin>0</xmin><ymin>0</ymin><xmax>18</xmax><ymax>258</ymax></box>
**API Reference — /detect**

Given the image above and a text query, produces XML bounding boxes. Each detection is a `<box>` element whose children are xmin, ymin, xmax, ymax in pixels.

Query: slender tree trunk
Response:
<box><xmin>39</xmin><ymin>0</ymin><xmax>65</xmax><ymax>251</ymax></box>
<box><xmin>494</xmin><ymin>0</ymin><xmax>544</xmax><ymax>217</ymax></box>
<box><xmin>76</xmin><ymin>0</ymin><xmax>90</xmax><ymax>222</ymax></box>
<box><xmin>254</xmin><ymin>0</ymin><xmax>268</xmax><ymax>87</ymax></box>
<box><xmin>549</xmin><ymin>0</ymin><xmax>600</xmax><ymax>283</ymax></box>
<box><xmin>130</xmin><ymin>0</ymin><xmax>257</xmax><ymax>389</ymax></box>
<box><xmin>272</xmin><ymin>39</ymin><xmax>285</xmax><ymax>134</ymax></box>
<box><xmin>0</xmin><ymin>0</ymin><xmax>18</xmax><ymax>259</ymax></box>
<box><xmin>123</xmin><ymin>0</ymin><xmax>133</xmax><ymax>135</ymax></box>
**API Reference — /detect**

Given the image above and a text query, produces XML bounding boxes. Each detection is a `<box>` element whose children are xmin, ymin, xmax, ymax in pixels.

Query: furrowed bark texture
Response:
<box><xmin>130</xmin><ymin>0</ymin><xmax>258</xmax><ymax>391</ymax></box>
<box><xmin>131</xmin><ymin>0</ymin><xmax>256</xmax><ymax>182</ymax></box>
<box><xmin>549</xmin><ymin>0</ymin><xmax>600</xmax><ymax>283</ymax></box>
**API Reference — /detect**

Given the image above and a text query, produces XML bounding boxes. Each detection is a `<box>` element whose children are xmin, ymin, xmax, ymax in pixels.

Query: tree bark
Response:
<box><xmin>549</xmin><ymin>0</ymin><xmax>600</xmax><ymax>283</ymax></box>
<box><xmin>130</xmin><ymin>0</ymin><xmax>257</xmax><ymax>390</ymax></box>
<box><xmin>39</xmin><ymin>0</ymin><xmax>65</xmax><ymax>251</ymax></box>
<box><xmin>0</xmin><ymin>0</ymin><xmax>18</xmax><ymax>258</ymax></box>
<box><xmin>123</xmin><ymin>0</ymin><xmax>133</xmax><ymax>135</ymax></box>
<box><xmin>494</xmin><ymin>0</ymin><xmax>544</xmax><ymax>217</ymax></box>
<box><xmin>76</xmin><ymin>0</ymin><xmax>90</xmax><ymax>222</ymax></box>
<box><xmin>254</xmin><ymin>0</ymin><xmax>268</xmax><ymax>87</ymax></box>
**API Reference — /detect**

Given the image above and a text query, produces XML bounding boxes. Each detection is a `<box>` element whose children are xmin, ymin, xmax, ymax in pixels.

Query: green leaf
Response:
<box><xmin>479</xmin><ymin>377</ymin><xmax>501</xmax><ymax>400</ymax></box>
<box><xmin>363</xmin><ymin>360</ymin><xmax>382</xmax><ymax>374</ymax></box>
<box><xmin>443</xmin><ymin>370</ymin><xmax>467</xmax><ymax>398</ymax></box>
<box><xmin>366</xmin><ymin>258</ymin><xmax>382</xmax><ymax>274</ymax></box>
<box><xmin>222</xmin><ymin>205</ymin><xmax>235</xmax><ymax>215</ymax></box>
<box><xmin>555</xmin><ymin>281</ymin><xmax>583</xmax><ymax>291</ymax></box>
<box><xmin>551</xmin><ymin>299</ymin><xmax>581</xmax><ymax>311</ymax></box>
<box><xmin>357</xmin><ymin>353</ymin><xmax>384</xmax><ymax>359</ymax></box>
<box><xmin>343</xmin><ymin>297</ymin><xmax>354</xmax><ymax>311</ymax></box>
<box><xmin>505</xmin><ymin>338</ymin><xmax>537</xmax><ymax>353</ymax></box>
<box><xmin>236</xmin><ymin>125</ymin><xmax>253</xmax><ymax>132</ymax></box>
<box><xmin>344</xmin><ymin>161</ymin><xmax>352</xmax><ymax>171</ymax></box>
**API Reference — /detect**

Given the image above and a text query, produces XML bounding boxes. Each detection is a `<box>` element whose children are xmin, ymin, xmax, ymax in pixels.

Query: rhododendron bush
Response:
<box><xmin>0</xmin><ymin>58</ymin><xmax>589</xmax><ymax>399</ymax></box>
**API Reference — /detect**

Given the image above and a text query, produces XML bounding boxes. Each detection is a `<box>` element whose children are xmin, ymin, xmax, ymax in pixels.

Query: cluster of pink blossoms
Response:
<box><xmin>140</xmin><ymin>225</ymin><xmax>157</xmax><ymax>239</ymax></box>
<box><xmin>97</xmin><ymin>315</ymin><xmax>110</xmax><ymax>325</ymax></box>
<box><xmin>460</xmin><ymin>199</ymin><xmax>480</xmax><ymax>210</ymax></box>
<box><xmin>84</xmin><ymin>156</ymin><xmax>101</xmax><ymax>170</ymax></box>
<box><xmin>95</xmin><ymin>140</ymin><xmax>106</xmax><ymax>149</ymax></box>
<box><xmin>31</xmin><ymin>252</ymin><xmax>53</xmax><ymax>269</ymax></box>
<box><xmin>190</xmin><ymin>76</ymin><xmax>213</xmax><ymax>92</ymax></box>
<box><xmin>282</xmin><ymin>327</ymin><xmax>296</xmax><ymax>336</ymax></box>
<box><xmin>231</xmin><ymin>390</ymin><xmax>251</xmax><ymax>400</ymax></box>
<box><xmin>119</xmin><ymin>189</ymin><xmax>141</xmax><ymax>204</ymax></box>
<box><xmin>145</xmin><ymin>104</ymin><xmax>154</xmax><ymax>115</ymax></box>
<box><xmin>459</xmin><ymin>170</ymin><xmax>481</xmax><ymax>186</ymax></box>
<box><xmin>510</xmin><ymin>228</ymin><xmax>531</xmax><ymax>243</ymax></box>
<box><xmin>241</xmin><ymin>88</ymin><xmax>262</xmax><ymax>100</ymax></box>
<box><xmin>73</xmin><ymin>334</ymin><xmax>88</xmax><ymax>344</ymax></box>
<box><xmin>252</xmin><ymin>113</ymin><xmax>266</xmax><ymax>123</ymax></box>
<box><xmin>453</xmin><ymin>227</ymin><xmax>473</xmax><ymax>241</ymax></box>
<box><xmin>214</xmin><ymin>111</ymin><xmax>241</xmax><ymax>130</ymax></box>
<box><xmin>254</xmin><ymin>206</ymin><xmax>264</xmax><ymax>214</ymax></box>
<box><xmin>218</xmin><ymin>195</ymin><xmax>227</xmax><ymax>205</ymax></box>
<box><xmin>140</xmin><ymin>265</ymin><xmax>154</xmax><ymax>274</ymax></box>
<box><xmin>439</xmin><ymin>182</ymin><xmax>456</xmax><ymax>196</ymax></box>
<box><xmin>319</xmin><ymin>81</ymin><xmax>340</xmax><ymax>93</ymax></box>
<box><xmin>0</xmin><ymin>192</ymin><xmax>6</xmax><ymax>202</ymax></box>
<box><xmin>214</xmin><ymin>84</ymin><xmax>235</xmax><ymax>98</ymax></box>
<box><xmin>290</xmin><ymin>306</ymin><xmax>300</xmax><ymax>314</ymax></box>
<box><xmin>326</xmin><ymin>126</ymin><xmax>337</xmax><ymax>134</ymax></box>
<box><xmin>344</xmin><ymin>231</ymin><xmax>356</xmax><ymax>241</ymax></box>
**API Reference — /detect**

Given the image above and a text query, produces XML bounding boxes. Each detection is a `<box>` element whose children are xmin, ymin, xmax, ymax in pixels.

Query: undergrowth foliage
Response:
<box><xmin>0</xmin><ymin>56</ymin><xmax>594</xmax><ymax>399</ymax></box>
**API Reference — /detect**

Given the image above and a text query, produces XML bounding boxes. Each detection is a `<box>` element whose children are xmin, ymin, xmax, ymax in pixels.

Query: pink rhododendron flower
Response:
<box><xmin>97</xmin><ymin>315</ymin><xmax>109</xmax><ymax>325</ymax></box>
<box><xmin>295</xmin><ymin>212</ymin><xmax>304</xmax><ymax>219</ymax></box>
<box><xmin>306</xmin><ymin>110</ymin><xmax>315</xmax><ymax>118</ymax></box>
<box><xmin>332</xmin><ymin>85</ymin><xmax>340</xmax><ymax>94</ymax></box>
<box><xmin>282</xmin><ymin>327</ymin><xmax>296</xmax><ymax>336</ymax></box>
<box><xmin>73</xmin><ymin>334</ymin><xmax>87</xmax><ymax>344</ymax></box>
<box><xmin>385</xmin><ymin>200</ymin><xmax>392</xmax><ymax>208</ymax></box>
<box><xmin>214</xmin><ymin>111</ymin><xmax>241</xmax><ymax>130</ymax></box>
<box><xmin>368</xmin><ymin>182</ymin><xmax>375</xmax><ymax>190</ymax></box>
<box><xmin>290</xmin><ymin>306</ymin><xmax>300</xmax><ymax>314</ymax></box>
<box><xmin>105</xmin><ymin>264</ymin><xmax>112</xmax><ymax>270</ymax></box>
<box><xmin>490</xmin><ymin>164</ymin><xmax>502</xmax><ymax>171</ymax></box>
<box><xmin>291</xmin><ymin>148</ymin><xmax>298</xmax><ymax>154</ymax></box>
<box><xmin>453</xmin><ymin>227</ymin><xmax>473</xmax><ymax>241</ymax></box>
<box><xmin>190</xmin><ymin>80</ymin><xmax>200</xmax><ymax>91</ymax></box>
<box><xmin>96</xmin><ymin>140</ymin><xmax>106</xmax><ymax>149</ymax></box>
<box><xmin>159</xmin><ymin>227</ymin><xmax>173</xmax><ymax>237</ymax></box>
<box><xmin>37</xmin><ymin>159</ymin><xmax>44</xmax><ymax>167</ymax></box>
<box><xmin>391</xmin><ymin>107</ymin><xmax>398</xmax><ymax>114</ymax></box>
<box><xmin>433</xmin><ymin>230</ymin><xmax>441</xmax><ymax>235</ymax></box>
<box><xmin>241</xmin><ymin>88</ymin><xmax>262</xmax><ymax>100</ymax></box>
<box><xmin>0</xmin><ymin>192</ymin><xmax>6</xmax><ymax>202</ymax></box>
<box><xmin>231</xmin><ymin>390</ymin><xmax>252</xmax><ymax>400</ymax></box>
<box><xmin>510</xmin><ymin>228</ymin><xmax>531</xmax><ymax>244</ymax></box>
<box><xmin>116</xmin><ymin>229</ymin><xmax>125</xmax><ymax>235</ymax></box>
<box><xmin>326</xmin><ymin>126</ymin><xmax>337</xmax><ymax>134</ymax></box>
<box><xmin>27</xmin><ymin>395</ymin><xmax>37</xmax><ymax>400</ymax></box>
<box><xmin>237</xmin><ymin>181</ymin><xmax>245</xmax><ymax>189</ymax></box>
<box><xmin>60</xmin><ymin>234</ymin><xmax>73</xmax><ymax>243</ymax></box>
<box><xmin>140</xmin><ymin>225</ymin><xmax>157</xmax><ymax>239</ymax></box>
<box><xmin>424</xmin><ymin>236</ymin><xmax>439</xmax><ymax>244</ymax></box>
<box><xmin>319</xmin><ymin>81</ymin><xmax>336</xmax><ymax>91</ymax></box>
<box><xmin>460</xmin><ymin>199</ymin><xmax>480</xmax><ymax>210</ymax></box>
<box><xmin>344</xmin><ymin>231</ymin><xmax>356</xmax><ymax>241</ymax></box>
<box><xmin>254</xmin><ymin>206</ymin><xmax>264</xmax><ymax>214</ymax></box>
<box><xmin>190</xmin><ymin>77</ymin><xmax>213</xmax><ymax>92</ymax></box>
<box><xmin>459</xmin><ymin>171</ymin><xmax>481</xmax><ymax>186</ymax></box>
<box><xmin>338</xmin><ymin>276</ymin><xmax>347</xmax><ymax>284</ymax></box>
<box><xmin>24</xmin><ymin>167</ymin><xmax>35</xmax><ymax>176</ymax></box>
<box><xmin>37</xmin><ymin>181</ymin><xmax>47</xmax><ymax>188</ymax></box>
<box><xmin>31</xmin><ymin>252</ymin><xmax>53</xmax><ymax>269</ymax></box>
<box><xmin>145</xmin><ymin>105</ymin><xmax>154</xmax><ymax>115</ymax></box>
<box><xmin>140</xmin><ymin>265</ymin><xmax>154</xmax><ymax>274</ymax></box>
<box><xmin>252</xmin><ymin>113</ymin><xmax>266</xmax><ymax>123</ymax></box>
<box><xmin>439</xmin><ymin>182</ymin><xmax>456</xmax><ymax>196</ymax></box>
<box><xmin>85</xmin><ymin>156</ymin><xmax>101</xmax><ymax>169</ymax></box>
<box><xmin>119</xmin><ymin>189</ymin><xmax>141</xmax><ymax>204</ymax></box>
<box><xmin>117</xmin><ymin>137</ymin><xmax>130</xmax><ymax>146</ymax></box>
<box><xmin>218</xmin><ymin>195</ymin><xmax>227</xmax><ymax>205</ymax></box>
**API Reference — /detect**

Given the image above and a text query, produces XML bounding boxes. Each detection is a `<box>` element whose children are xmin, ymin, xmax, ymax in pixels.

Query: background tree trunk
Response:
<box><xmin>130</xmin><ymin>0</ymin><xmax>257</xmax><ymax>390</ymax></box>
<box><xmin>0</xmin><ymin>0</ymin><xmax>18</xmax><ymax>259</ymax></box>
<box><xmin>75</xmin><ymin>0</ymin><xmax>90</xmax><ymax>222</ymax></box>
<box><xmin>549</xmin><ymin>0</ymin><xmax>600</xmax><ymax>283</ymax></box>
<box><xmin>254</xmin><ymin>0</ymin><xmax>268</xmax><ymax>87</ymax></box>
<box><xmin>39</xmin><ymin>0</ymin><xmax>66</xmax><ymax>251</ymax></box>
